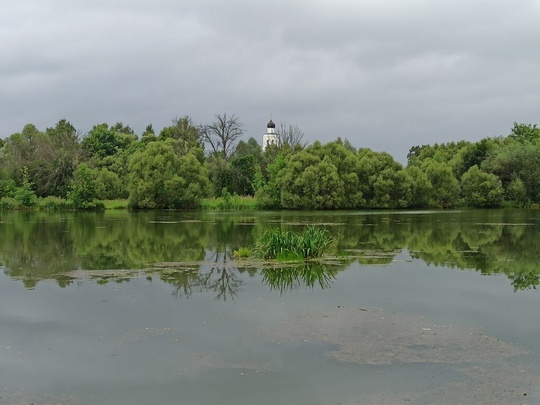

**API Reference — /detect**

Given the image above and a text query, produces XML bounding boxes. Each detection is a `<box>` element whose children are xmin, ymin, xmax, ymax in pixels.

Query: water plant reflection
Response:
<box><xmin>261</xmin><ymin>262</ymin><xmax>337</xmax><ymax>294</ymax></box>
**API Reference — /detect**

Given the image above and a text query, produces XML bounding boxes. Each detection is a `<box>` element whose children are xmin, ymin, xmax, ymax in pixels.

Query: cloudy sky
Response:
<box><xmin>2</xmin><ymin>0</ymin><xmax>540</xmax><ymax>163</ymax></box>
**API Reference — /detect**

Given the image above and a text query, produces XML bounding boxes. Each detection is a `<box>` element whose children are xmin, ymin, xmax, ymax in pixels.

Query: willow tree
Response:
<box><xmin>460</xmin><ymin>165</ymin><xmax>503</xmax><ymax>208</ymax></box>
<box><xmin>128</xmin><ymin>141</ymin><xmax>209</xmax><ymax>209</ymax></box>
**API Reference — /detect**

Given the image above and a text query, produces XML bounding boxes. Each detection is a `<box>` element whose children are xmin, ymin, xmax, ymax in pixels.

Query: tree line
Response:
<box><xmin>0</xmin><ymin>115</ymin><xmax>539</xmax><ymax>209</ymax></box>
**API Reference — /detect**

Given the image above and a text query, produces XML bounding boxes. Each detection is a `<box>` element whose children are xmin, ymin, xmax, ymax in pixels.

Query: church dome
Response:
<box><xmin>267</xmin><ymin>119</ymin><xmax>276</xmax><ymax>129</ymax></box>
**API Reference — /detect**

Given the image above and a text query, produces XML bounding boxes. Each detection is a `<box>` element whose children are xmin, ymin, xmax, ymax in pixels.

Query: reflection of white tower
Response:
<box><xmin>262</xmin><ymin>119</ymin><xmax>279</xmax><ymax>150</ymax></box>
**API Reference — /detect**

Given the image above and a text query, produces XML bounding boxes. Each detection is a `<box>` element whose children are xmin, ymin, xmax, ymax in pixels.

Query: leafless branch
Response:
<box><xmin>200</xmin><ymin>113</ymin><xmax>244</xmax><ymax>160</ymax></box>
<box><xmin>277</xmin><ymin>122</ymin><xmax>305</xmax><ymax>148</ymax></box>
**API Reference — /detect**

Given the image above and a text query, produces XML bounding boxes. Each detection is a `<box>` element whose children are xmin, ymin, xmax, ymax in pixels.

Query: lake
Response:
<box><xmin>0</xmin><ymin>209</ymin><xmax>539</xmax><ymax>404</ymax></box>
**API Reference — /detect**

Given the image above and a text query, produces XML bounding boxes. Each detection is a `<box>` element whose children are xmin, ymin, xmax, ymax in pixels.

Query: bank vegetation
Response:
<box><xmin>1</xmin><ymin>116</ymin><xmax>539</xmax><ymax>210</ymax></box>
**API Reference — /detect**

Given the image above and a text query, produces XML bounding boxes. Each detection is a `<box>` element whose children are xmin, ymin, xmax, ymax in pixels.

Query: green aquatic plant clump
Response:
<box><xmin>296</xmin><ymin>226</ymin><xmax>335</xmax><ymax>259</ymax></box>
<box><xmin>256</xmin><ymin>229</ymin><xmax>299</xmax><ymax>260</ymax></box>
<box><xmin>233</xmin><ymin>246</ymin><xmax>252</xmax><ymax>259</ymax></box>
<box><xmin>255</xmin><ymin>226</ymin><xmax>334</xmax><ymax>260</ymax></box>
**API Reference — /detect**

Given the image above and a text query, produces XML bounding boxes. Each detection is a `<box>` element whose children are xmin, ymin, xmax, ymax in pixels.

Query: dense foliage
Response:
<box><xmin>1</xmin><ymin>117</ymin><xmax>540</xmax><ymax>210</ymax></box>
<box><xmin>128</xmin><ymin>141</ymin><xmax>208</xmax><ymax>209</ymax></box>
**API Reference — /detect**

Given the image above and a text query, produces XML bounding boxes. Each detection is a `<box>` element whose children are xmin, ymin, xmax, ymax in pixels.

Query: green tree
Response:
<box><xmin>1</xmin><ymin>121</ymin><xmax>81</xmax><ymax>198</ymax></box>
<box><xmin>276</xmin><ymin>149</ymin><xmax>343</xmax><ymax>209</ymax></box>
<box><xmin>483</xmin><ymin>142</ymin><xmax>540</xmax><ymax>203</ymax></box>
<box><xmin>317</xmin><ymin>141</ymin><xmax>363</xmax><ymax>208</ymax></box>
<box><xmin>256</xmin><ymin>151</ymin><xmax>288</xmax><ymax>208</ymax></box>
<box><xmin>128</xmin><ymin>141</ymin><xmax>209</xmax><ymax>209</ymax></box>
<box><xmin>258</xmin><ymin>142</ymin><xmax>370</xmax><ymax>209</ymax></box>
<box><xmin>505</xmin><ymin>178</ymin><xmax>528</xmax><ymax>207</ymax></box>
<box><xmin>235</xmin><ymin>137</ymin><xmax>263</xmax><ymax>162</ymax></box>
<box><xmin>68</xmin><ymin>163</ymin><xmax>101</xmax><ymax>209</ymax></box>
<box><xmin>422</xmin><ymin>159</ymin><xmax>460</xmax><ymax>208</ymax></box>
<box><xmin>406</xmin><ymin>165</ymin><xmax>432</xmax><ymax>208</ymax></box>
<box><xmin>31</xmin><ymin>119</ymin><xmax>81</xmax><ymax>197</ymax></box>
<box><xmin>457</xmin><ymin>138</ymin><xmax>496</xmax><ymax>177</ymax></box>
<box><xmin>206</xmin><ymin>157</ymin><xmax>234</xmax><ymax>197</ymax></box>
<box><xmin>389</xmin><ymin>169</ymin><xmax>413</xmax><ymax>208</ymax></box>
<box><xmin>367</xmin><ymin>169</ymin><xmax>413</xmax><ymax>209</ymax></box>
<box><xmin>407</xmin><ymin>144</ymin><xmax>432</xmax><ymax>165</ymax></box>
<box><xmin>159</xmin><ymin>116</ymin><xmax>202</xmax><ymax>156</ymax></box>
<box><xmin>232</xmin><ymin>137</ymin><xmax>264</xmax><ymax>195</ymax></box>
<box><xmin>95</xmin><ymin>168</ymin><xmax>125</xmax><ymax>200</ymax></box>
<box><xmin>82</xmin><ymin>123</ymin><xmax>124</xmax><ymax>159</ymax></box>
<box><xmin>357</xmin><ymin>149</ymin><xmax>402</xmax><ymax>208</ymax></box>
<box><xmin>460</xmin><ymin>165</ymin><xmax>504</xmax><ymax>208</ymax></box>
<box><xmin>2</xmin><ymin>124</ymin><xmax>44</xmax><ymax>185</ymax></box>
<box><xmin>15</xmin><ymin>167</ymin><xmax>38</xmax><ymax>208</ymax></box>
<box><xmin>230</xmin><ymin>154</ymin><xmax>256</xmax><ymax>196</ymax></box>
<box><xmin>141</xmin><ymin>124</ymin><xmax>157</xmax><ymax>144</ymax></box>
<box><xmin>507</xmin><ymin>122</ymin><xmax>540</xmax><ymax>144</ymax></box>
<box><xmin>0</xmin><ymin>167</ymin><xmax>16</xmax><ymax>199</ymax></box>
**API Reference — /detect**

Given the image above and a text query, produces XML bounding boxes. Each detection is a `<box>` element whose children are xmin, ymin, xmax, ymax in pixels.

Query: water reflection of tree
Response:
<box><xmin>2</xmin><ymin>210</ymin><xmax>540</xmax><ymax>292</ymax></box>
<box><xmin>198</xmin><ymin>247</ymin><xmax>244</xmax><ymax>301</ymax></box>
<box><xmin>0</xmin><ymin>211</ymin><xmax>235</xmax><ymax>288</ymax></box>
<box><xmin>198</xmin><ymin>267</ymin><xmax>243</xmax><ymax>301</ymax></box>
<box><xmin>165</xmin><ymin>266</ymin><xmax>244</xmax><ymax>301</ymax></box>
<box><xmin>508</xmin><ymin>270</ymin><xmax>539</xmax><ymax>292</ymax></box>
<box><xmin>163</xmin><ymin>248</ymin><xmax>244</xmax><ymax>301</ymax></box>
<box><xmin>161</xmin><ymin>268</ymin><xmax>198</xmax><ymax>299</ymax></box>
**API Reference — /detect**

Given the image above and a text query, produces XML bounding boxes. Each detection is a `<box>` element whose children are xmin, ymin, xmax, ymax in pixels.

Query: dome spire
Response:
<box><xmin>262</xmin><ymin>114</ymin><xmax>279</xmax><ymax>150</ymax></box>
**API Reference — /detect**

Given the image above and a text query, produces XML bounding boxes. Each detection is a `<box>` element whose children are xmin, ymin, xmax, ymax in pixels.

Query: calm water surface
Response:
<box><xmin>0</xmin><ymin>210</ymin><xmax>539</xmax><ymax>404</ymax></box>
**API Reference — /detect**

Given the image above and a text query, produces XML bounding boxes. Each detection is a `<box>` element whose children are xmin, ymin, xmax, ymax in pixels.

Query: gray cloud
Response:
<box><xmin>2</xmin><ymin>0</ymin><xmax>540</xmax><ymax>163</ymax></box>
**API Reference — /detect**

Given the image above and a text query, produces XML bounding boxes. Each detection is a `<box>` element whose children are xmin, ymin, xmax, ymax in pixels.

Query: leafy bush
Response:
<box><xmin>15</xmin><ymin>167</ymin><xmax>38</xmax><ymax>208</ymax></box>
<box><xmin>69</xmin><ymin>163</ymin><xmax>99</xmax><ymax>209</ymax></box>
<box><xmin>38</xmin><ymin>196</ymin><xmax>73</xmax><ymax>211</ymax></box>
<box><xmin>91</xmin><ymin>200</ymin><xmax>106</xmax><ymax>211</ymax></box>
<box><xmin>0</xmin><ymin>197</ymin><xmax>19</xmax><ymax>210</ymax></box>
<box><xmin>505</xmin><ymin>178</ymin><xmax>529</xmax><ymax>208</ymax></box>
<box><xmin>102</xmin><ymin>199</ymin><xmax>129</xmax><ymax>210</ymax></box>
<box><xmin>200</xmin><ymin>195</ymin><xmax>259</xmax><ymax>210</ymax></box>
<box><xmin>218</xmin><ymin>187</ymin><xmax>232</xmax><ymax>209</ymax></box>
<box><xmin>128</xmin><ymin>142</ymin><xmax>209</xmax><ymax>209</ymax></box>
<box><xmin>15</xmin><ymin>187</ymin><xmax>38</xmax><ymax>208</ymax></box>
<box><xmin>460</xmin><ymin>165</ymin><xmax>504</xmax><ymax>208</ymax></box>
<box><xmin>96</xmin><ymin>168</ymin><xmax>126</xmax><ymax>200</ymax></box>
<box><xmin>0</xmin><ymin>179</ymin><xmax>16</xmax><ymax>199</ymax></box>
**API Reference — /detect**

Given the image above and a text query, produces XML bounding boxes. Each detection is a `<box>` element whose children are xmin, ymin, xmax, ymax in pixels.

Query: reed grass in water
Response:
<box><xmin>255</xmin><ymin>226</ymin><xmax>334</xmax><ymax>260</ymax></box>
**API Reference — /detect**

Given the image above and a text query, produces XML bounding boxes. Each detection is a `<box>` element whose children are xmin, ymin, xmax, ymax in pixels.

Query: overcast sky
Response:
<box><xmin>2</xmin><ymin>0</ymin><xmax>540</xmax><ymax>163</ymax></box>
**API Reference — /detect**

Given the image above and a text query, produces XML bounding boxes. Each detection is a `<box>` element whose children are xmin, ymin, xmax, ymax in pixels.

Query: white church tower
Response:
<box><xmin>262</xmin><ymin>118</ymin><xmax>279</xmax><ymax>150</ymax></box>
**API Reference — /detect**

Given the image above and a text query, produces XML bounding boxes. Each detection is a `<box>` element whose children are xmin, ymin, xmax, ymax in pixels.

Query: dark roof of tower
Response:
<box><xmin>267</xmin><ymin>119</ymin><xmax>276</xmax><ymax>129</ymax></box>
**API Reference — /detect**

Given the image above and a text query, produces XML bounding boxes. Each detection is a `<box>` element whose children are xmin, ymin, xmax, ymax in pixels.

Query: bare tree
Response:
<box><xmin>199</xmin><ymin>113</ymin><xmax>245</xmax><ymax>160</ymax></box>
<box><xmin>277</xmin><ymin>122</ymin><xmax>305</xmax><ymax>148</ymax></box>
